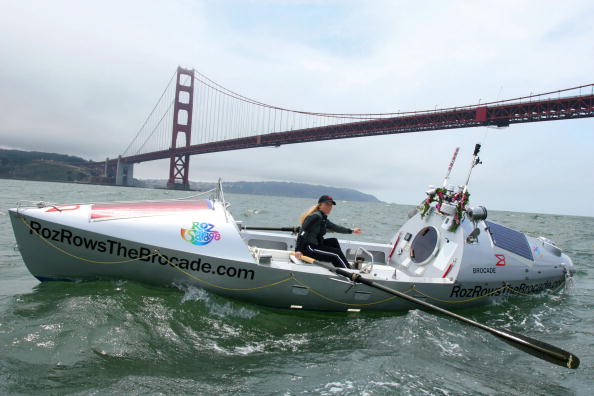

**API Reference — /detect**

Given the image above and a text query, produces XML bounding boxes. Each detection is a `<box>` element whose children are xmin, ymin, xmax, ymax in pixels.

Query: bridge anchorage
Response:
<box><xmin>97</xmin><ymin>66</ymin><xmax>594</xmax><ymax>188</ymax></box>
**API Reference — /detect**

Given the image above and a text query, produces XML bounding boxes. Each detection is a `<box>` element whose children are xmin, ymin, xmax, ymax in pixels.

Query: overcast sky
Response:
<box><xmin>1</xmin><ymin>0</ymin><xmax>593</xmax><ymax>216</ymax></box>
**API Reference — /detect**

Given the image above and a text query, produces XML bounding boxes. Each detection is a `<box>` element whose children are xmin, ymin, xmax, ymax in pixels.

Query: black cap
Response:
<box><xmin>318</xmin><ymin>195</ymin><xmax>336</xmax><ymax>205</ymax></box>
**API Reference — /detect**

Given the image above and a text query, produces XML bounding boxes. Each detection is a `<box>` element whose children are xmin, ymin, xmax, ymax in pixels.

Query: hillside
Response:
<box><xmin>0</xmin><ymin>149</ymin><xmax>99</xmax><ymax>182</ymax></box>
<box><xmin>222</xmin><ymin>181</ymin><xmax>381</xmax><ymax>202</ymax></box>
<box><xmin>1</xmin><ymin>149</ymin><xmax>381</xmax><ymax>202</ymax></box>
<box><xmin>139</xmin><ymin>179</ymin><xmax>381</xmax><ymax>202</ymax></box>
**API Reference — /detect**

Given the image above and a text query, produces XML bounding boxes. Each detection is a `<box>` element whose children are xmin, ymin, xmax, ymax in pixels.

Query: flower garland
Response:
<box><xmin>448</xmin><ymin>191</ymin><xmax>470</xmax><ymax>232</ymax></box>
<box><xmin>419</xmin><ymin>188</ymin><xmax>471</xmax><ymax>232</ymax></box>
<box><xmin>420</xmin><ymin>187</ymin><xmax>447</xmax><ymax>217</ymax></box>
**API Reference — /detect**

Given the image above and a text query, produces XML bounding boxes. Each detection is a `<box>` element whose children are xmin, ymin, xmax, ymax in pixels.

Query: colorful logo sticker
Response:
<box><xmin>180</xmin><ymin>222</ymin><xmax>221</xmax><ymax>246</ymax></box>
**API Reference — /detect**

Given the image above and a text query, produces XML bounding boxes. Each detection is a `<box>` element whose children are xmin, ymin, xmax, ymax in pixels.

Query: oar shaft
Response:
<box><xmin>369</xmin><ymin>277</ymin><xmax>576</xmax><ymax>367</ymax></box>
<box><xmin>348</xmin><ymin>273</ymin><xmax>561</xmax><ymax>357</ymax></box>
<box><xmin>241</xmin><ymin>226</ymin><xmax>300</xmax><ymax>233</ymax></box>
<box><xmin>307</xmin><ymin>260</ymin><xmax>579</xmax><ymax>369</ymax></box>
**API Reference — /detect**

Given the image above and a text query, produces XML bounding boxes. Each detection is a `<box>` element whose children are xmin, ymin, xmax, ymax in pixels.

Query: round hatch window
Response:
<box><xmin>410</xmin><ymin>226</ymin><xmax>439</xmax><ymax>264</ymax></box>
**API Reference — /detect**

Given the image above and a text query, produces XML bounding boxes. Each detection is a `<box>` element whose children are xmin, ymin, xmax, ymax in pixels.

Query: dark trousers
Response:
<box><xmin>305</xmin><ymin>238</ymin><xmax>350</xmax><ymax>269</ymax></box>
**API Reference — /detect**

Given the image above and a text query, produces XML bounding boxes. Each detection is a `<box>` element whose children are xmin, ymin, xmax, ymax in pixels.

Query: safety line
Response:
<box><xmin>288</xmin><ymin>274</ymin><xmax>404</xmax><ymax>307</ymax></box>
<box><xmin>20</xmin><ymin>217</ymin><xmax>157</xmax><ymax>264</ymax></box>
<box><xmin>153</xmin><ymin>251</ymin><xmax>294</xmax><ymax>292</ymax></box>
<box><xmin>412</xmin><ymin>280</ymin><xmax>566</xmax><ymax>304</ymax></box>
<box><xmin>19</xmin><ymin>215</ymin><xmax>293</xmax><ymax>291</ymax></box>
<box><xmin>19</xmin><ymin>215</ymin><xmax>568</xmax><ymax>305</ymax></box>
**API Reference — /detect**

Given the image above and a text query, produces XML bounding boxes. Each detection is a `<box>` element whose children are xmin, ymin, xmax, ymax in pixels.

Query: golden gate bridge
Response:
<box><xmin>94</xmin><ymin>66</ymin><xmax>594</xmax><ymax>189</ymax></box>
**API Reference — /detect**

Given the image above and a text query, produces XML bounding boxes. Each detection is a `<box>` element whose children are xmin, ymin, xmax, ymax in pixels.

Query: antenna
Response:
<box><xmin>442</xmin><ymin>147</ymin><xmax>460</xmax><ymax>187</ymax></box>
<box><xmin>462</xmin><ymin>144</ymin><xmax>482</xmax><ymax>194</ymax></box>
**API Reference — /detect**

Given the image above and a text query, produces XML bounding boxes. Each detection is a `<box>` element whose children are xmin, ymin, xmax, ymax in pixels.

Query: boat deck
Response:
<box><xmin>248</xmin><ymin>246</ymin><xmax>453</xmax><ymax>284</ymax></box>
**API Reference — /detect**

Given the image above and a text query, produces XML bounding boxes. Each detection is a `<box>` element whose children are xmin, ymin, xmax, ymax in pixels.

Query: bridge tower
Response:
<box><xmin>167</xmin><ymin>66</ymin><xmax>195</xmax><ymax>190</ymax></box>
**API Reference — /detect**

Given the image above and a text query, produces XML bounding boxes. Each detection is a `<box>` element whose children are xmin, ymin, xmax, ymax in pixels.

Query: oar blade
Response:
<box><xmin>495</xmin><ymin>330</ymin><xmax>580</xmax><ymax>369</ymax></box>
<box><xmin>300</xmin><ymin>255</ymin><xmax>580</xmax><ymax>369</ymax></box>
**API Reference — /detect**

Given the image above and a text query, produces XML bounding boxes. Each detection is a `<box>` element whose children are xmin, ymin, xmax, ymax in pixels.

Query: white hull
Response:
<box><xmin>8</xmin><ymin>194</ymin><xmax>573</xmax><ymax>312</ymax></box>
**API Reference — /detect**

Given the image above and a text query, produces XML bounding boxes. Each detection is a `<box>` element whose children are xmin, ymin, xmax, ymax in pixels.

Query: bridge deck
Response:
<box><xmin>111</xmin><ymin>93</ymin><xmax>594</xmax><ymax>165</ymax></box>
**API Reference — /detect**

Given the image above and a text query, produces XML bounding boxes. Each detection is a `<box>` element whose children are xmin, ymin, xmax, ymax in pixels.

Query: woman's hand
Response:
<box><xmin>352</xmin><ymin>228</ymin><xmax>362</xmax><ymax>234</ymax></box>
<box><xmin>294</xmin><ymin>251</ymin><xmax>303</xmax><ymax>259</ymax></box>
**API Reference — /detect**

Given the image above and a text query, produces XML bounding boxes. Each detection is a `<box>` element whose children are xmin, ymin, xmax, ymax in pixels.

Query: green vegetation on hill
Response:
<box><xmin>139</xmin><ymin>180</ymin><xmax>382</xmax><ymax>203</ymax></box>
<box><xmin>0</xmin><ymin>149</ymin><xmax>98</xmax><ymax>182</ymax></box>
<box><xmin>0</xmin><ymin>149</ymin><xmax>88</xmax><ymax>164</ymax></box>
<box><xmin>222</xmin><ymin>181</ymin><xmax>381</xmax><ymax>202</ymax></box>
<box><xmin>1</xmin><ymin>149</ymin><xmax>381</xmax><ymax>202</ymax></box>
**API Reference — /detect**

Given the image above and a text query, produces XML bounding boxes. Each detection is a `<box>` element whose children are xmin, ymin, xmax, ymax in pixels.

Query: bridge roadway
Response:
<box><xmin>104</xmin><ymin>92</ymin><xmax>594</xmax><ymax>166</ymax></box>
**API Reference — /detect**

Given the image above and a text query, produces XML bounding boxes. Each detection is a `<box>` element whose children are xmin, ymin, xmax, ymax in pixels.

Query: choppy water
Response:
<box><xmin>1</xmin><ymin>179</ymin><xmax>593</xmax><ymax>395</ymax></box>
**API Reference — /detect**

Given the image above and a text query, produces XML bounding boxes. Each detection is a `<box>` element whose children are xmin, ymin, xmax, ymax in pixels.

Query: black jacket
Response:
<box><xmin>295</xmin><ymin>210</ymin><xmax>352</xmax><ymax>252</ymax></box>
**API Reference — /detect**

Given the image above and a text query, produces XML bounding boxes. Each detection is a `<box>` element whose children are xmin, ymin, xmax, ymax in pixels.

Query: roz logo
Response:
<box><xmin>180</xmin><ymin>222</ymin><xmax>221</xmax><ymax>246</ymax></box>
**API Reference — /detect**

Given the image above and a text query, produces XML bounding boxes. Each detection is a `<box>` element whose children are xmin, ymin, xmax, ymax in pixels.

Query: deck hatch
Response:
<box><xmin>485</xmin><ymin>221</ymin><xmax>533</xmax><ymax>261</ymax></box>
<box><xmin>90</xmin><ymin>200</ymin><xmax>213</xmax><ymax>221</ymax></box>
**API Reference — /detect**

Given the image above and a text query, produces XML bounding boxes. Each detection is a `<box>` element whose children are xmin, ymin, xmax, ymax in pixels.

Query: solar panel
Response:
<box><xmin>485</xmin><ymin>221</ymin><xmax>534</xmax><ymax>261</ymax></box>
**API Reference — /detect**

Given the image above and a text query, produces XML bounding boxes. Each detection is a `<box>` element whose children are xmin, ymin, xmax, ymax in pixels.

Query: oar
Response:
<box><xmin>297</xmin><ymin>255</ymin><xmax>580</xmax><ymax>369</ymax></box>
<box><xmin>241</xmin><ymin>226</ymin><xmax>301</xmax><ymax>233</ymax></box>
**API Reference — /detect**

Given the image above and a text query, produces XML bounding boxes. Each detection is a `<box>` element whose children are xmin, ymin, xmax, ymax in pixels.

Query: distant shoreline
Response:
<box><xmin>3</xmin><ymin>177</ymin><xmax>594</xmax><ymax>218</ymax></box>
<box><xmin>0</xmin><ymin>176</ymin><xmax>382</xmax><ymax>203</ymax></box>
<box><xmin>0</xmin><ymin>149</ymin><xmax>381</xmax><ymax>203</ymax></box>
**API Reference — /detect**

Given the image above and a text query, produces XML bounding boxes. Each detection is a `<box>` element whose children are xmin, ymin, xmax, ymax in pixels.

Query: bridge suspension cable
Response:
<box><xmin>121</xmin><ymin>67</ymin><xmax>594</xmax><ymax>159</ymax></box>
<box><xmin>193</xmin><ymin>69</ymin><xmax>594</xmax><ymax>118</ymax></box>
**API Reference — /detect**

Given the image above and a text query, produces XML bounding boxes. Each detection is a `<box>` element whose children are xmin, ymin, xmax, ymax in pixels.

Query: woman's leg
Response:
<box><xmin>322</xmin><ymin>238</ymin><xmax>350</xmax><ymax>267</ymax></box>
<box><xmin>305</xmin><ymin>241</ymin><xmax>350</xmax><ymax>268</ymax></box>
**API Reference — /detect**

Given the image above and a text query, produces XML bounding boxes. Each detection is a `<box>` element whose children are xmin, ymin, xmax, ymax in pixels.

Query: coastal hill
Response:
<box><xmin>226</xmin><ymin>181</ymin><xmax>381</xmax><ymax>202</ymax></box>
<box><xmin>139</xmin><ymin>179</ymin><xmax>380</xmax><ymax>202</ymax></box>
<box><xmin>0</xmin><ymin>149</ymin><xmax>98</xmax><ymax>182</ymax></box>
<box><xmin>0</xmin><ymin>149</ymin><xmax>381</xmax><ymax>202</ymax></box>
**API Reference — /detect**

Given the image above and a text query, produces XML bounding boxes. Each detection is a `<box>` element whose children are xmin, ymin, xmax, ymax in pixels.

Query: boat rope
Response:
<box><xmin>18</xmin><ymin>214</ymin><xmax>398</xmax><ymax>303</ymax></box>
<box><xmin>18</xmin><ymin>215</ymin><xmax>292</xmax><ymax>290</ymax></box>
<box><xmin>289</xmin><ymin>274</ymin><xmax>407</xmax><ymax>307</ymax></box>
<box><xmin>19</xmin><ymin>217</ymin><xmax>158</xmax><ymax>264</ymax></box>
<box><xmin>156</xmin><ymin>251</ymin><xmax>411</xmax><ymax>307</ymax></box>
<box><xmin>153</xmin><ymin>250</ymin><xmax>294</xmax><ymax>291</ymax></box>
<box><xmin>411</xmin><ymin>278</ymin><xmax>566</xmax><ymax>304</ymax></box>
<box><xmin>504</xmin><ymin>278</ymin><xmax>567</xmax><ymax>296</ymax></box>
<box><xmin>411</xmin><ymin>284</ymin><xmax>508</xmax><ymax>304</ymax></box>
<box><xmin>18</xmin><ymin>215</ymin><xmax>568</xmax><ymax>304</ymax></box>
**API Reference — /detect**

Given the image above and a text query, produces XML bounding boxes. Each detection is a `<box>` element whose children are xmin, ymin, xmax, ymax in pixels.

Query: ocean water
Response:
<box><xmin>1</xmin><ymin>179</ymin><xmax>593</xmax><ymax>395</ymax></box>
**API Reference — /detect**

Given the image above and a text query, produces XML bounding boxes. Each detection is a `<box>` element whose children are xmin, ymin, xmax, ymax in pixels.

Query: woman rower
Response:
<box><xmin>294</xmin><ymin>195</ymin><xmax>362</xmax><ymax>268</ymax></box>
